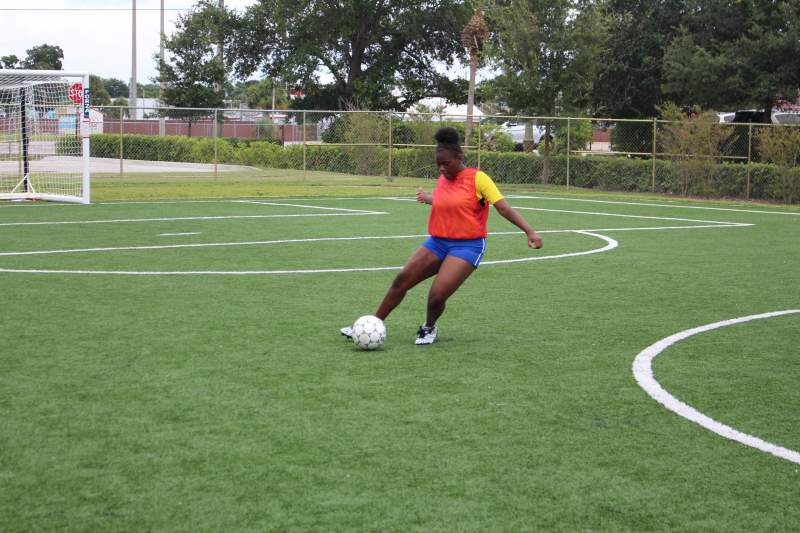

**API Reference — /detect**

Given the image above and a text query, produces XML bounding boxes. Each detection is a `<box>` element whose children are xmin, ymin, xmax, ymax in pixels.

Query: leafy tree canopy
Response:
<box><xmin>22</xmin><ymin>44</ymin><xmax>64</xmax><ymax>70</ymax></box>
<box><xmin>661</xmin><ymin>0</ymin><xmax>800</xmax><ymax>121</ymax></box>
<box><xmin>592</xmin><ymin>0</ymin><xmax>685</xmax><ymax>118</ymax></box>
<box><xmin>1</xmin><ymin>45</ymin><xmax>64</xmax><ymax>70</ymax></box>
<box><xmin>157</xmin><ymin>0</ymin><xmax>232</xmax><ymax>112</ymax></box>
<box><xmin>104</xmin><ymin>78</ymin><xmax>129</xmax><ymax>98</ymax></box>
<box><xmin>228</xmin><ymin>0</ymin><xmax>473</xmax><ymax>110</ymax></box>
<box><xmin>89</xmin><ymin>75</ymin><xmax>111</xmax><ymax>106</ymax></box>
<box><xmin>487</xmin><ymin>0</ymin><xmax>609</xmax><ymax>117</ymax></box>
<box><xmin>1</xmin><ymin>55</ymin><xmax>20</xmax><ymax>69</ymax></box>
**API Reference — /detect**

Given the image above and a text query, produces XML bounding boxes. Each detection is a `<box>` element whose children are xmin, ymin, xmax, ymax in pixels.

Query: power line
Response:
<box><xmin>0</xmin><ymin>7</ymin><xmax>191</xmax><ymax>11</ymax></box>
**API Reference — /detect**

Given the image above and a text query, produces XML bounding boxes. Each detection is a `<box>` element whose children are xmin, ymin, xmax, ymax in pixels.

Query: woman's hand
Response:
<box><xmin>494</xmin><ymin>199</ymin><xmax>543</xmax><ymax>249</ymax></box>
<box><xmin>527</xmin><ymin>230</ymin><xmax>543</xmax><ymax>249</ymax></box>
<box><xmin>416</xmin><ymin>187</ymin><xmax>432</xmax><ymax>205</ymax></box>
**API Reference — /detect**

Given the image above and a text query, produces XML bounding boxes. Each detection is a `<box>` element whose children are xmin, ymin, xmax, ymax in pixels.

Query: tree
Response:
<box><xmin>22</xmin><ymin>44</ymin><xmax>64</xmax><ymax>70</ymax></box>
<box><xmin>658</xmin><ymin>102</ymin><xmax>726</xmax><ymax>196</ymax></box>
<box><xmin>1</xmin><ymin>55</ymin><xmax>19</xmax><ymax>69</ymax></box>
<box><xmin>462</xmin><ymin>8</ymin><xmax>489</xmax><ymax>144</ymax></box>
<box><xmin>228</xmin><ymin>0</ymin><xmax>472</xmax><ymax>110</ymax></box>
<box><xmin>592</xmin><ymin>0</ymin><xmax>685</xmax><ymax>118</ymax></box>
<box><xmin>757</xmin><ymin>125</ymin><xmax>800</xmax><ymax>203</ymax></box>
<box><xmin>157</xmin><ymin>0</ymin><xmax>232</xmax><ymax>135</ymax></box>
<box><xmin>90</xmin><ymin>75</ymin><xmax>111</xmax><ymax>107</ymax></box>
<box><xmin>104</xmin><ymin>78</ymin><xmax>129</xmax><ymax>98</ymax></box>
<box><xmin>487</xmin><ymin>0</ymin><xmax>608</xmax><ymax>181</ymax></box>
<box><xmin>661</xmin><ymin>0</ymin><xmax>800</xmax><ymax>122</ymax></box>
<box><xmin>106</xmin><ymin>97</ymin><xmax>130</xmax><ymax>120</ymax></box>
<box><xmin>488</xmin><ymin>0</ymin><xmax>608</xmax><ymax>116</ymax></box>
<box><xmin>234</xmin><ymin>79</ymin><xmax>290</xmax><ymax>110</ymax></box>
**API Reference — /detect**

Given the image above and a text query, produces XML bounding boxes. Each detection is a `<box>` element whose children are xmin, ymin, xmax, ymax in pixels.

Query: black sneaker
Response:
<box><xmin>415</xmin><ymin>324</ymin><xmax>438</xmax><ymax>345</ymax></box>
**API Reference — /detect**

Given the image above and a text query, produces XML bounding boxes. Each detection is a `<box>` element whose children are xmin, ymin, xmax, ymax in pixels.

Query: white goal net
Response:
<box><xmin>0</xmin><ymin>69</ymin><xmax>90</xmax><ymax>204</ymax></box>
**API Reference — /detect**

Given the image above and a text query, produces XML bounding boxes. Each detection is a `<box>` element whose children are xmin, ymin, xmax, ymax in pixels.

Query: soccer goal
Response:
<box><xmin>0</xmin><ymin>69</ymin><xmax>91</xmax><ymax>204</ymax></box>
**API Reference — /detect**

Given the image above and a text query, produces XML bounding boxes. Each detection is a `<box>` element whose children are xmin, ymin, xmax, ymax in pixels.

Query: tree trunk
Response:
<box><xmin>464</xmin><ymin>48</ymin><xmax>478</xmax><ymax>146</ymax></box>
<box><xmin>541</xmin><ymin>123</ymin><xmax>552</xmax><ymax>184</ymax></box>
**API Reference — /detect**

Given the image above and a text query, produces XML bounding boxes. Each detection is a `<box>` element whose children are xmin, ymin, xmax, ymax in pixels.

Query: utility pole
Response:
<box><xmin>159</xmin><ymin>0</ymin><xmax>165</xmax><ymax>136</ymax></box>
<box><xmin>130</xmin><ymin>0</ymin><xmax>138</xmax><ymax>119</ymax></box>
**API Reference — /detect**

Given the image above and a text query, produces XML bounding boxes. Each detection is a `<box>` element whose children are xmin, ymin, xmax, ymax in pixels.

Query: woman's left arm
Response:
<box><xmin>493</xmin><ymin>199</ymin><xmax>543</xmax><ymax>248</ymax></box>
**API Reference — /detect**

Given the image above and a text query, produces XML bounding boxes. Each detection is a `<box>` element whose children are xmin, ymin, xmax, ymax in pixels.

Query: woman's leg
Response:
<box><xmin>424</xmin><ymin>255</ymin><xmax>476</xmax><ymax>327</ymax></box>
<box><xmin>374</xmin><ymin>247</ymin><xmax>442</xmax><ymax>320</ymax></box>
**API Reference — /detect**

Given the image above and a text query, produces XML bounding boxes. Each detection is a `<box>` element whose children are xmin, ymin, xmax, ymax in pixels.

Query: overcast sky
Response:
<box><xmin>2</xmin><ymin>0</ymin><xmax>477</xmax><ymax>95</ymax></box>
<box><xmin>1</xmin><ymin>0</ymin><xmax>257</xmax><ymax>83</ymax></box>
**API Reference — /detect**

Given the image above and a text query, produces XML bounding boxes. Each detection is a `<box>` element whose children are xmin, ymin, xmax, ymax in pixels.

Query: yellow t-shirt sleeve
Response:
<box><xmin>475</xmin><ymin>170</ymin><xmax>504</xmax><ymax>205</ymax></box>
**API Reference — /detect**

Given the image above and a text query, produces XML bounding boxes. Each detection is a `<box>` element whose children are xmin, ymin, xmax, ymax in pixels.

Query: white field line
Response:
<box><xmin>484</xmin><ymin>231</ymin><xmax>617</xmax><ymax>265</ymax></box>
<box><xmin>513</xmin><ymin>206</ymin><xmax>744</xmax><ymax>226</ymax></box>
<box><xmin>0</xmin><ymin>205</ymin><xmax>752</xmax><ymax>273</ymax></box>
<box><xmin>4</xmin><ymin>194</ymin><xmax>799</xmax><ymax>217</ymax></box>
<box><xmin>578</xmin><ymin>223</ymin><xmax>752</xmax><ymax>231</ymax></box>
<box><xmin>632</xmin><ymin>310</ymin><xmax>800</xmax><ymax>465</ymax></box>
<box><xmin>0</xmin><ymin>202</ymin><xmax>77</xmax><ymax>208</ymax></box>
<box><xmin>159</xmin><ymin>232</ymin><xmax>201</xmax><ymax>237</ymax></box>
<box><xmin>79</xmin><ymin>195</ymin><xmax>800</xmax><ymax>216</ymax></box>
<box><xmin>233</xmin><ymin>200</ymin><xmax>385</xmax><ymax>214</ymax></box>
<box><xmin>0</xmin><ymin>205</ymin><xmax>744</xmax><ymax>229</ymax></box>
<box><xmin>0</xmin><ymin>233</ymin><xmax>436</xmax><ymax>256</ymax></box>
<box><xmin>4</xmin><ymin>223</ymin><xmax>741</xmax><ymax>257</ymax></box>
<box><xmin>0</xmin><ymin>212</ymin><xmax>388</xmax><ymax>227</ymax></box>
<box><xmin>0</xmin><ymin>230</ymin><xmax>616</xmax><ymax>275</ymax></box>
<box><xmin>509</xmin><ymin>195</ymin><xmax>800</xmax><ymax>216</ymax></box>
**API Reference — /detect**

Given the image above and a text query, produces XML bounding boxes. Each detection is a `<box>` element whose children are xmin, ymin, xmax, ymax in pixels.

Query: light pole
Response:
<box><xmin>130</xmin><ymin>0</ymin><xmax>138</xmax><ymax>119</ymax></box>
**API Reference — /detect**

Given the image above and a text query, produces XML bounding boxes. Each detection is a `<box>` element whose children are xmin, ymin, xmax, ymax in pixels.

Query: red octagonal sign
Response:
<box><xmin>68</xmin><ymin>83</ymin><xmax>83</xmax><ymax>105</ymax></box>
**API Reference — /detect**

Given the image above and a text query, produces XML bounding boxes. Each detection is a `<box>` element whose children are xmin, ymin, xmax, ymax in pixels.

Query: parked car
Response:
<box><xmin>718</xmin><ymin>109</ymin><xmax>800</xmax><ymax>124</ymax></box>
<box><xmin>772</xmin><ymin>110</ymin><xmax>800</xmax><ymax>124</ymax></box>
<box><xmin>717</xmin><ymin>112</ymin><xmax>736</xmax><ymax>123</ymax></box>
<box><xmin>499</xmin><ymin>121</ymin><xmax>554</xmax><ymax>148</ymax></box>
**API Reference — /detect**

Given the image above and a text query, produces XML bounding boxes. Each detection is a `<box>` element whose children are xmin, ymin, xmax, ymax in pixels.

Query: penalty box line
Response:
<box><xmin>0</xmin><ymin>223</ymin><xmax>748</xmax><ymax>257</ymax></box>
<box><xmin>233</xmin><ymin>200</ymin><xmax>387</xmax><ymax>215</ymax></box>
<box><xmin>513</xmin><ymin>206</ymin><xmax>750</xmax><ymax>227</ymax></box>
<box><xmin>0</xmin><ymin>213</ymin><xmax>385</xmax><ymax>227</ymax></box>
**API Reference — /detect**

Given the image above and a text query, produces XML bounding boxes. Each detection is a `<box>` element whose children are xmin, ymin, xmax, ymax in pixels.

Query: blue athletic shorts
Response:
<box><xmin>422</xmin><ymin>236</ymin><xmax>487</xmax><ymax>268</ymax></box>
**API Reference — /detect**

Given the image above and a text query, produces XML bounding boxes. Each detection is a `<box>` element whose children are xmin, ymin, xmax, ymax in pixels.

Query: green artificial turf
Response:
<box><xmin>1</xmin><ymin>174</ymin><xmax>799</xmax><ymax>531</ymax></box>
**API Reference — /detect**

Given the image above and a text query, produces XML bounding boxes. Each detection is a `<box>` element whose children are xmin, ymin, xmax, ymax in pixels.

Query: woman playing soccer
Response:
<box><xmin>342</xmin><ymin>126</ymin><xmax>543</xmax><ymax>345</ymax></box>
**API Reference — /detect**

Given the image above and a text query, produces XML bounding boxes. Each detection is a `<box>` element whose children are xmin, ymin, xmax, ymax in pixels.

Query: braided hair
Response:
<box><xmin>434</xmin><ymin>127</ymin><xmax>463</xmax><ymax>157</ymax></box>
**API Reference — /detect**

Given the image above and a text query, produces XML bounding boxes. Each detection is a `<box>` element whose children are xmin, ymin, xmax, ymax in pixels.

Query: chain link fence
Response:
<box><xmin>89</xmin><ymin>106</ymin><xmax>800</xmax><ymax>203</ymax></box>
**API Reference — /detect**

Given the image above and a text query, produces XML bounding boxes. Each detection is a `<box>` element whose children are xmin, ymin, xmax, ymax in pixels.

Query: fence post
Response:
<box><xmin>119</xmin><ymin>110</ymin><xmax>124</xmax><ymax>177</ymax></box>
<box><xmin>388</xmin><ymin>112</ymin><xmax>393</xmax><ymax>180</ymax></box>
<box><xmin>302</xmin><ymin>111</ymin><xmax>307</xmax><ymax>180</ymax></box>
<box><xmin>651</xmin><ymin>118</ymin><xmax>657</xmax><ymax>192</ymax></box>
<box><xmin>746</xmin><ymin>123</ymin><xmax>753</xmax><ymax>200</ymax></box>
<box><xmin>566</xmin><ymin>118</ymin><xmax>571</xmax><ymax>189</ymax></box>
<box><xmin>213</xmin><ymin>109</ymin><xmax>218</xmax><ymax>178</ymax></box>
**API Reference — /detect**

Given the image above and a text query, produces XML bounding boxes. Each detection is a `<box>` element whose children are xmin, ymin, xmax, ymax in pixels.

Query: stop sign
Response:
<box><xmin>68</xmin><ymin>83</ymin><xmax>83</xmax><ymax>105</ymax></box>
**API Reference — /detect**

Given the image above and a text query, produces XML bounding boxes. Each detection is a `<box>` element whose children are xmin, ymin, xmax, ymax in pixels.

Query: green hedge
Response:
<box><xmin>88</xmin><ymin>134</ymin><xmax>799</xmax><ymax>203</ymax></box>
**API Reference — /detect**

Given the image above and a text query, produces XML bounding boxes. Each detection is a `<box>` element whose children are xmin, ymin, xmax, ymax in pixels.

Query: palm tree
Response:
<box><xmin>461</xmin><ymin>8</ymin><xmax>489</xmax><ymax>146</ymax></box>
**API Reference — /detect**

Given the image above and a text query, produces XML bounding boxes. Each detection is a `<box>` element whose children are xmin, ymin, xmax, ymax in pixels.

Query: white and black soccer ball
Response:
<box><xmin>352</xmin><ymin>315</ymin><xmax>386</xmax><ymax>350</ymax></box>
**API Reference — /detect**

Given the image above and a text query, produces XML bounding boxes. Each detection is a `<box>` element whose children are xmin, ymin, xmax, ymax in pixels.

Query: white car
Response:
<box><xmin>499</xmin><ymin>121</ymin><xmax>553</xmax><ymax>147</ymax></box>
<box><xmin>718</xmin><ymin>109</ymin><xmax>800</xmax><ymax>124</ymax></box>
<box><xmin>772</xmin><ymin>110</ymin><xmax>800</xmax><ymax>124</ymax></box>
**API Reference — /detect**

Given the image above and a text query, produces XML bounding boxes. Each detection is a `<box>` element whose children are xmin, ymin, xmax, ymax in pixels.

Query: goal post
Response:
<box><xmin>0</xmin><ymin>69</ymin><xmax>91</xmax><ymax>204</ymax></box>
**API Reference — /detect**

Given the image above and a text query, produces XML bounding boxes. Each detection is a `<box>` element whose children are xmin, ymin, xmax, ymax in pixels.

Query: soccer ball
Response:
<box><xmin>352</xmin><ymin>315</ymin><xmax>386</xmax><ymax>350</ymax></box>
